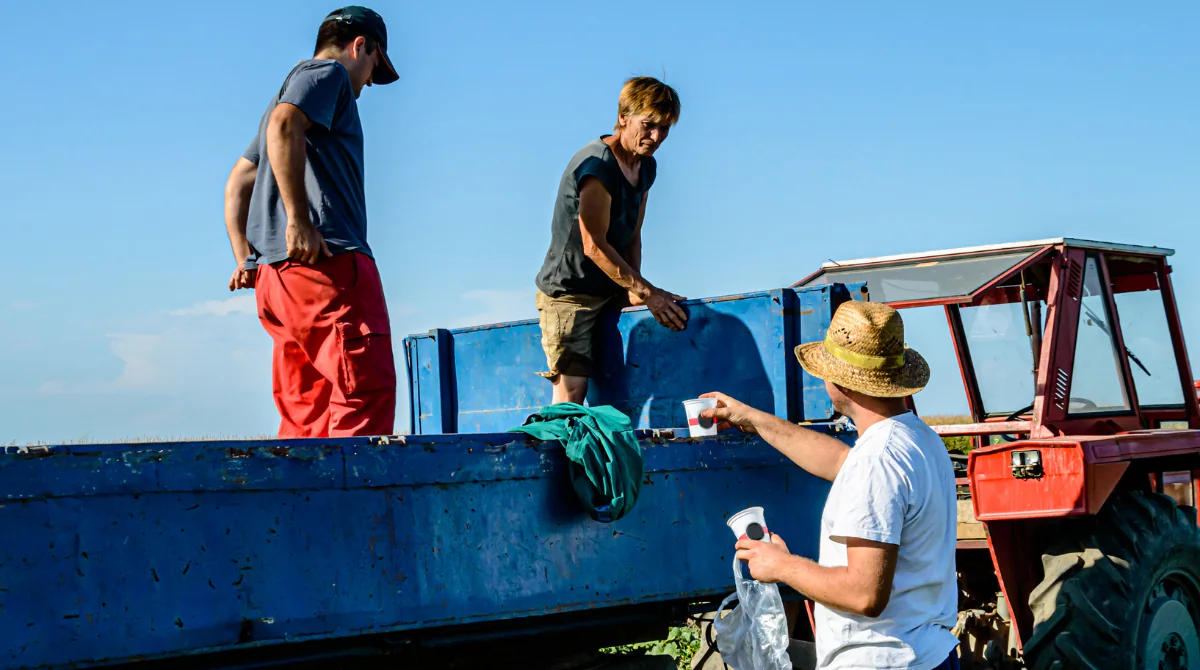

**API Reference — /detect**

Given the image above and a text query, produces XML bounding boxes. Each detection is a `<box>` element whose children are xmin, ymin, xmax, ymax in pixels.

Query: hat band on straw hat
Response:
<box><xmin>823</xmin><ymin>335</ymin><xmax>906</xmax><ymax>371</ymax></box>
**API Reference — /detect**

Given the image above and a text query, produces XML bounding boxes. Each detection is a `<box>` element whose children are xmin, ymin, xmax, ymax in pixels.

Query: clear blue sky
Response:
<box><xmin>3</xmin><ymin>1</ymin><xmax>1198</xmax><ymax>444</ymax></box>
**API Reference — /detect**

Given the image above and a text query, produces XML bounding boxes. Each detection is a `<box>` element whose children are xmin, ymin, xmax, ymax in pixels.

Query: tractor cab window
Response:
<box><xmin>1109</xmin><ymin>261</ymin><xmax>1186</xmax><ymax>407</ymax></box>
<box><xmin>1068</xmin><ymin>255</ymin><xmax>1131</xmax><ymax>415</ymax></box>
<box><xmin>961</xmin><ymin>297</ymin><xmax>1046</xmax><ymax>417</ymax></box>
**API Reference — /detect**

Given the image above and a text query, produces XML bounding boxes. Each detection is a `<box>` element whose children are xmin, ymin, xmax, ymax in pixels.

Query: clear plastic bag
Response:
<box><xmin>712</xmin><ymin>558</ymin><xmax>793</xmax><ymax>670</ymax></box>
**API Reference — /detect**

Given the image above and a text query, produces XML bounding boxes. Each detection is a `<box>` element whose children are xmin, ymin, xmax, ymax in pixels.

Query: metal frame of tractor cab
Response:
<box><xmin>795</xmin><ymin>237</ymin><xmax>1200</xmax><ymax>653</ymax></box>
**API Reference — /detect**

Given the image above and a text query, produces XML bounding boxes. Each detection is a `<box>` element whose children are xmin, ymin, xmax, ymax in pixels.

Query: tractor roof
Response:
<box><xmin>795</xmin><ymin>238</ymin><xmax>1174</xmax><ymax>305</ymax></box>
<box><xmin>817</xmin><ymin>238</ymin><xmax>1173</xmax><ymax>271</ymax></box>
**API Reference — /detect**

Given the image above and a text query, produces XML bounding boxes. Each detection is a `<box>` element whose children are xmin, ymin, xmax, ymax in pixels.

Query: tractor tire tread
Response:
<box><xmin>1022</xmin><ymin>490</ymin><xmax>1200</xmax><ymax>670</ymax></box>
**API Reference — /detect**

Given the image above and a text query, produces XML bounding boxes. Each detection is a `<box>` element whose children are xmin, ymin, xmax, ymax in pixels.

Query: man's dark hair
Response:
<box><xmin>313</xmin><ymin>17</ymin><xmax>378</xmax><ymax>57</ymax></box>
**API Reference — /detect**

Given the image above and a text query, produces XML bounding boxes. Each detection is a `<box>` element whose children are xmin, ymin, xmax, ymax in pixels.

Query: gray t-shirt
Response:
<box><xmin>535</xmin><ymin>137</ymin><xmax>657</xmax><ymax>297</ymax></box>
<box><xmin>241</xmin><ymin>59</ymin><xmax>371</xmax><ymax>270</ymax></box>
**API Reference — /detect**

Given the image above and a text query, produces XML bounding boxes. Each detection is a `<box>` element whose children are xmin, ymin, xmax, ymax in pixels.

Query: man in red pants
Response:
<box><xmin>223</xmin><ymin>7</ymin><xmax>399</xmax><ymax>437</ymax></box>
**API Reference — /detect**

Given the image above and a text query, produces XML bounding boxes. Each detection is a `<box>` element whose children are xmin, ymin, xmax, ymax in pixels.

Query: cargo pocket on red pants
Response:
<box><xmin>335</xmin><ymin>319</ymin><xmax>396</xmax><ymax>397</ymax></box>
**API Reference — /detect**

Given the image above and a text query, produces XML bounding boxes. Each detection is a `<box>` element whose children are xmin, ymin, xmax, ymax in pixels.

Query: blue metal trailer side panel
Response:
<box><xmin>793</xmin><ymin>282</ymin><xmax>864</xmax><ymax>420</ymax></box>
<box><xmin>588</xmin><ymin>290</ymin><xmax>789</xmax><ymax>433</ymax></box>
<box><xmin>405</xmin><ymin>284</ymin><xmax>865</xmax><ymax>435</ymax></box>
<box><xmin>436</xmin><ymin>320</ymin><xmax>554</xmax><ymax>434</ymax></box>
<box><xmin>404</xmin><ymin>329</ymin><xmax>458</xmax><ymax>435</ymax></box>
<box><xmin>0</xmin><ymin>429</ymin><xmax>848</xmax><ymax>668</ymax></box>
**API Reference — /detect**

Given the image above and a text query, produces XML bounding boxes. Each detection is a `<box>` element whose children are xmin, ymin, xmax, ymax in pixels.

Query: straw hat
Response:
<box><xmin>795</xmin><ymin>301</ymin><xmax>929</xmax><ymax>398</ymax></box>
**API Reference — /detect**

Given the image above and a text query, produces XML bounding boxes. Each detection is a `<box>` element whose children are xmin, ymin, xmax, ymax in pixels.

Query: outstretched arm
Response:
<box><xmin>701</xmin><ymin>392</ymin><xmax>850</xmax><ymax>482</ymax></box>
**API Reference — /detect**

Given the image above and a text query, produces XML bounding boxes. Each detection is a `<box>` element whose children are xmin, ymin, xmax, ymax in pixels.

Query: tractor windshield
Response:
<box><xmin>801</xmin><ymin>245</ymin><xmax>1053</xmax><ymax>417</ymax></box>
<box><xmin>957</xmin><ymin>253</ymin><xmax>1133</xmax><ymax>417</ymax></box>
<box><xmin>1066</xmin><ymin>254</ymin><xmax>1132</xmax><ymax>414</ymax></box>
<box><xmin>960</xmin><ymin>297</ymin><xmax>1045</xmax><ymax>417</ymax></box>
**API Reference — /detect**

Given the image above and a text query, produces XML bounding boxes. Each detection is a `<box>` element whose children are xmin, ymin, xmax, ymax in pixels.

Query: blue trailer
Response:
<box><xmin>1</xmin><ymin>283</ymin><xmax>861</xmax><ymax>669</ymax></box>
<box><xmin>405</xmin><ymin>284</ymin><xmax>863</xmax><ymax>435</ymax></box>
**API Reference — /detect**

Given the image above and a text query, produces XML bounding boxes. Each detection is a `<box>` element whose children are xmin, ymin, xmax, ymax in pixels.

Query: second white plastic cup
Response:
<box><xmin>683</xmin><ymin>398</ymin><xmax>719</xmax><ymax>437</ymax></box>
<box><xmin>726</xmin><ymin>506</ymin><xmax>772</xmax><ymax>543</ymax></box>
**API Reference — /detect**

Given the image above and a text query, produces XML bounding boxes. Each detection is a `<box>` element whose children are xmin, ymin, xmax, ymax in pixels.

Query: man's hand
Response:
<box><xmin>735</xmin><ymin>534</ymin><xmax>794</xmax><ymax>583</ymax></box>
<box><xmin>228</xmin><ymin>265</ymin><xmax>256</xmax><ymax>291</ymax></box>
<box><xmin>286</xmin><ymin>216</ymin><xmax>332</xmax><ymax>265</ymax></box>
<box><xmin>700</xmin><ymin>392</ymin><xmax>763</xmax><ymax>434</ymax></box>
<box><xmin>644</xmin><ymin>287</ymin><xmax>688</xmax><ymax>331</ymax></box>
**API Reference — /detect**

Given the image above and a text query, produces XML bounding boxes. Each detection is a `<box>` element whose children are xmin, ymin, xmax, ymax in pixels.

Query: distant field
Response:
<box><xmin>924</xmin><ymin>414</ymin><xmax>972</xmax><ymax>426</ymax></box>
<box><xmin>923</xmin><ymin>414</ymin><xmax>974</xmax><ymax>454</ymax></box>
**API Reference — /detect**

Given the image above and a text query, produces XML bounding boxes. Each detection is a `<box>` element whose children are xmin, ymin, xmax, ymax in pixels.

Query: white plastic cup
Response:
<box><xmin>683</xmin><ymin>398</ymin><xmax>719</xmax><ymax>437</ymax></box>
<box><xmin>726</xmin><ymin>506</ymin><xmax>772</xmax><ymax>543</ymax></box>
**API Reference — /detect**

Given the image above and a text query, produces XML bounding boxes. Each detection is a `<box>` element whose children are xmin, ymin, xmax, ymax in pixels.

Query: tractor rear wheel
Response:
<box><xmin>1023</xmin><ymin>490</ymin><xmax>1200</xmax><ymax>670</ymax></box>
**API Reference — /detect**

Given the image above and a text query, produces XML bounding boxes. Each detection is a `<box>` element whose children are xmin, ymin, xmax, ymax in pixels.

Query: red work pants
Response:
<box><xmin>255</xmin><ymin>252</ymin><xmax>396</xmax><ymax>438</ymax></box>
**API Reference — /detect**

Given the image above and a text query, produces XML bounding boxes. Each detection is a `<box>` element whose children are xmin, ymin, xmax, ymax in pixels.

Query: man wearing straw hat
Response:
<box><xmin>702</xmin><ymin>301</ymin><xmax>959</xmax><ymax>670</ymax></box>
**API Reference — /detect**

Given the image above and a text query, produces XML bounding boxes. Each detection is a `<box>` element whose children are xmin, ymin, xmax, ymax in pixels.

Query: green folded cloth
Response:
<box><xmin>511</xmin><ymin>403</ymin><xmax>644</xmax><ymax>522</ymax></box>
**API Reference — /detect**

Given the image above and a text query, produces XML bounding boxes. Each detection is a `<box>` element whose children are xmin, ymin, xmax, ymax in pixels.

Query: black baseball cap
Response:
<box><xmin>322</xmin><ymin>6</ymin><xmax>399</xmax><ymax>85</ymax></box>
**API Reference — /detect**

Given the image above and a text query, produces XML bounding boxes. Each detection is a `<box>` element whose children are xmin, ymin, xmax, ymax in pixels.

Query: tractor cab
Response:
<box><xmin>795</xmin><ymin>238</ymin><xmax>1199</xmax><ymax>443</ymax></box>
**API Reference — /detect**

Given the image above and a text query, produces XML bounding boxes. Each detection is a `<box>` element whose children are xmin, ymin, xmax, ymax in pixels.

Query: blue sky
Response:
<box><xmin>2</xmin><ymin>1</ymin><xmax>1198</xmax><ymax>443</ymax></box>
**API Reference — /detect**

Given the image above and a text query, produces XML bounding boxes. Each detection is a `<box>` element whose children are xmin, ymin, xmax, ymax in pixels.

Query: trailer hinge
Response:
<box><xmin>1011</xmin><ymin>449</ymin><xmax>1043</xmax><ymax>479</ymax></box>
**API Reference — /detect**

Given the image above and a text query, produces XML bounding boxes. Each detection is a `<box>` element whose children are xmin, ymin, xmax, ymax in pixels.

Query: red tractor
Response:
<box><xmin>795</xmin><ymin>238</ymin><xmax>1200</xmax><ymax>669</ymax></box>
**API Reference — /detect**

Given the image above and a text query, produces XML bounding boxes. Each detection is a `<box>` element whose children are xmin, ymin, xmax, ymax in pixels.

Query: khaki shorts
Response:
<box><xmin>535</xmin><ymin>290</ymin><xmax>617</xmax><ymax>379</ymax></box>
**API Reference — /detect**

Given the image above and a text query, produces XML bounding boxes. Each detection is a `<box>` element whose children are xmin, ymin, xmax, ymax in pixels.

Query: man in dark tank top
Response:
<box><xmin>534</xmin><ymin>77</ymin><xmax>689</xmax><ymax>404</ymax></box>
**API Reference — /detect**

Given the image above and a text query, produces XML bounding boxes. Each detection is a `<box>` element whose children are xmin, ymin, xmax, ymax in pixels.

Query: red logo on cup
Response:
<box><xmin>739</xmin><ymin>526</ymin><xmax>769</xmax><ymax>540</ymax></box>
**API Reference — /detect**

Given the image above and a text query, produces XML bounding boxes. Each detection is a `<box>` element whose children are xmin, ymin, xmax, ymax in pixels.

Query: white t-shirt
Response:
<box><xmin>813</xmin><ymin>412</ymin><xmax>959</xmax><ymax>670</ymax></box>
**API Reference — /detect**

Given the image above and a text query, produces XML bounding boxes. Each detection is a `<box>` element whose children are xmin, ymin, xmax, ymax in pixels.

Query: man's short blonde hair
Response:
<box><xmin>614</xmin><ymin>76</ymin><xmax>681</xmax><ymax>131</ymax></box>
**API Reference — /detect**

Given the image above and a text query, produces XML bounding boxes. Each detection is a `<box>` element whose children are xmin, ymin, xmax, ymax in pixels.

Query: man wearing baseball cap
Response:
<box><xmin>223</xmin><ymin>6</ymin><xmax>400</xmax><ymax>437</ymax></box>
<box><xmin>702</xmin><ymin>301</ymin><xmax>959</xmax><ymax>669</ymax></box>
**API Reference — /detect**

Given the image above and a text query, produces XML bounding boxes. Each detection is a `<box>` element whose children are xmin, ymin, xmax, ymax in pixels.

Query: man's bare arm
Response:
<box><xmin>224</xmin><ymin>157</ymin><xmax>257</xmax><ymax>268</ymax></box>
<box><xmin>579</xmin><ymin>179</ymin><xmax>649</xmax><ymax>295</ymax></box>
<box><xmin>578</xmin><ymin>179</ymin><xmax>685</xmax><ymax>330</ymax></box>
<box><xmin>737</xmin><ymin>536</ymin><xmax>898</xmax><ymax>617</ymax></box>
<box><xmin>701</xmin><ymin>392</ymin><xmax>850</xmax><ymax>482</ymax></box>
<box><xmin>266</xmin><ymin>102</ymin><xmax>330</xmax><ymax>264</ymax></box>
